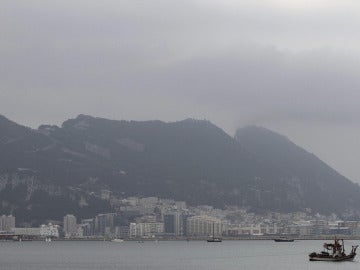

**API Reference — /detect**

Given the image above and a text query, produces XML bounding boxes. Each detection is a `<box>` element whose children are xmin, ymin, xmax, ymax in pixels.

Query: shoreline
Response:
<box><xmin>9</xmin><ymin>235</ymin><xmax>360</xmax><ymax>242</ymax></box>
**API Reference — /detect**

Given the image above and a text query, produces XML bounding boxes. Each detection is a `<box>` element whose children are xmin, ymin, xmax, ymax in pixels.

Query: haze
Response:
<box><xmin>1</xmin><ymin>0</ymin><xmax>360</xmax><ymax>183</ymax></box>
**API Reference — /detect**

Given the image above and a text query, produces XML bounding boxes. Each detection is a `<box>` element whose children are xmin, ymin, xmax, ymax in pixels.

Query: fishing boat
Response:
<box><xmin>274</xmin><ymin>237</ymin><xmax>294</xmax><ymax>242</ymax></box>
<box><xmin>207</xmin><ymin>222</ymin><xmax>222</xmax><ymax>242</ymax></box>
<box><xmin>309</xmin><ymin>238</ymin><xmax>358</xmax><ymax>261</ymax></box>
<box><xmin>207</xmin><ymin>237</ymin><xmax>222</xmax><ymax>242</ymax></box>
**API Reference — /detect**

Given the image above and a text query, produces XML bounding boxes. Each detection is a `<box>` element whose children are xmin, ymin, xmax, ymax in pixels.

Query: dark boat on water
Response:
<box><xmin>207</xmin><ymin>222</ymin><xmax>222</xmax><ymax>242</ymax></box>
<box><xmin>207</xmin><ymin>237</ymin><xmax>222</xmax><ymax>242</ymax></box>
<box><xmin>309</xmin><ymin>238</ymin><xmax>358</xmax><ymax>261</ymax></box>
<box><xmin>274</xmin><ymin>238</ymin><xmax>294</xmax><ymax>242</ymax></box>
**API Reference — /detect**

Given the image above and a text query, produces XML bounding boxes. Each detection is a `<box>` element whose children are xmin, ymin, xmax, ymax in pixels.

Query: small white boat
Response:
<box><xmin>111</xmin><ymin>238</ymin><xmax>124</xmax><ymax>243</ymax></box>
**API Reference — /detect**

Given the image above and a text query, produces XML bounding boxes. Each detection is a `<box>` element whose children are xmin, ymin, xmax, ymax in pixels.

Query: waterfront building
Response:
<box><xmin>81</xmin><ymin>218</ymin><xmax>95</xmax><ymax>236</ymax></box>
<box><xmin>95</xmin><ymin>213</ymin><xmax>115</xmax><ymax>236</ymax></box>
<box><xmin>129</xmin><ymin>223</ymin><xmax>137</xmax><ymax>238</ymax></box>
<box><xmin>0</xmin><ymin>215</ymin><xmax>15</xmax><ymax>232</ymax></box>
<box><xmin>328</xmin><ymin>226</ymin><xmax>351</xmax><ymax>235</ymax></box>
<box><xmin>40</xmin><ymin>223</ymin><xmax>60</xmax><ymax>238</ymax></box>
<box><xmin>63</xmin><ymin>214</ymin><xmax>78</xmax><ymax>238</ymax></box>
<box><xmin>236</xmin><ymin>223</ymin><xmax>279</xmax><ymax>236</ymax></box>
<box><xmin>76</xmin><ymin>225</ymin><xmax>84</xmax><ymax>238</ymax></box>
<box><xmin>13</xmin><ymin>227</ymin><xmax>41</xmax><ymax>236</ymax></box>
<box><xmin>164</xmin><ymin>212</ymin><xmax>181</xmax><ymax>236</ymax></box>
<box><xmin>114</xmin><ymin>226</ymin><xmax>130</xmax><ymax>239</ymax></box>
<box><xmin>181</xmin><ymin>214</ymin><xmax>192</xmax><ymax>237</ymax></box>
<box><xmin>129</xmin><ymin>222</ymin><xmax>164</xmax><ymax>238</ymax></box>
<box><xmin>285</xmin><ymin>222</ymin><xmax>313</xmax><ymax>236</ymax></box>
<box><xmin>341</xmin><ymin>221</ymin><xmax>360</xmax><ymax>235</ymax></box>
<box><xmin>309</xmin><ymin>219</ymin><xmax>328</xmax><ymax>235</ymax></box>
<box><xmin>186</xmin><ymin>215</ymin><xmax>221</xmax><ymax>237</ymax></box>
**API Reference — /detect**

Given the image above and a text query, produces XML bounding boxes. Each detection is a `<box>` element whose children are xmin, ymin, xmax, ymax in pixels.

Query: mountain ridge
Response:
<box><xmin>235</xmin><ymin>125</ymin><xmax>360</xmax><ymax>214</ymax></box>
<box><xmin>1</xmin><ymin>114</ymin><xmax>359</xmax><ymax>224</ymax></box>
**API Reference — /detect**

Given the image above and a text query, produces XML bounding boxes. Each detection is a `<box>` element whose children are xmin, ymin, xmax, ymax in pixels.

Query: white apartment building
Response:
<box><xmin>237</xmin><ymin>223</ymin><xmax>279</xmax><ymax>235</ymax></box>
<box><xmin>40</xmin><ymin>223</ymin><xmax>60</xmax><ymax>238</ymax></box>
<box><xmin>0</xmin><ymin>215</ymin><xmax>15</xmax><ymax>232</ymax></box>
<box><xmin>186</xmin><ymin>215</ymin><xmax>222</xmax><ymax>237</ymax></box>
<box><xmin>63</xmin><ymin>214</ymin><xmax>78</xmax><ymax>237</ymax></box>
<box><xmin>129</xmin><ymin>222</ymin><xmax>164</xmax><ymax>238</ymax></box>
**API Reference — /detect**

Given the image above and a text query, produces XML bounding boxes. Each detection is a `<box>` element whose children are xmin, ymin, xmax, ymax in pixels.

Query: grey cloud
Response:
<box><xmin>2</xmin><ymin>0</ymin><xmax>360</xmax><ymax>181</ymax></box>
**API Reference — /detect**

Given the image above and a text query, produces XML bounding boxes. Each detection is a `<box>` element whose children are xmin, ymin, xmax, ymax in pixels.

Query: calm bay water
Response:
<box><xmin>0</xmin><ymin>240</ymin><xmax>359</xmax><ymax>270</ymax></box>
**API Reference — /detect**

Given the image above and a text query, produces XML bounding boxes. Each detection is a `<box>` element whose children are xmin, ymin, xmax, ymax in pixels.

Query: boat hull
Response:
<box><xmin>309</xmin><ymin>252</ymin><xmax>356</xmax><ymax>262</ymax></box>
<box><xmin>309</xmin><ymin>254</ymin><xmax>356</xmax><ymax>262</ymax></box>
<box><xmin>274</xmin><ymin>239</ymin><xmax>294</xmax><ymax>242</ymax></box>
<box><xmin>207</xmin><ymin>238</ymin><xmax>222</xmax><ymax>242</ymax></box>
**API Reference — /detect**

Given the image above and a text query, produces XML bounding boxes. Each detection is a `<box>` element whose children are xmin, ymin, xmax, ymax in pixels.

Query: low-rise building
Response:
<box><xmin>13</xmin><ymin>227</ymin><xmax>41</xmax><ymax>236</ymax></box>
<box><xmin>40</xmin><ymin>223</ymin><xmax>60</xmax><ymax>238</ymax></box>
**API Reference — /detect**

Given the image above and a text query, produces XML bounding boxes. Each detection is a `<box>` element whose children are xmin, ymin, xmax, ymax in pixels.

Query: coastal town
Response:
<box><xmin>2</xmin><ymin>192</ymin><xmax>360</xmax><ymax>241</ymax></box>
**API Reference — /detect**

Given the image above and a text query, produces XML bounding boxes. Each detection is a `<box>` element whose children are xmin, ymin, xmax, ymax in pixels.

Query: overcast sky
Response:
<box><xmin>2</xmin><ymin>0</ymin><xmax>360</xmax><ymax>182</ymax></box>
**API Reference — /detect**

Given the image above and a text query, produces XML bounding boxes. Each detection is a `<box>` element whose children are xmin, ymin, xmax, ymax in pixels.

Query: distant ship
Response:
<box><xmin>309</xmin><ymin>238</ymin><xmax>358</xmax><ymax>261</ymax></box>
<box><xmin>207</xmin><ymin>237</ymin><xmax>222</xmax><ymax>243</ymax></box>
<box><xmin>207</xmin><ymin>222</ymin><xmax>222</xmax><ymax>242</ymax></box>
<box><xmin>274</xmin><ymin>237</ymin><xmax>294</xmax><ymax>242</ymax></box>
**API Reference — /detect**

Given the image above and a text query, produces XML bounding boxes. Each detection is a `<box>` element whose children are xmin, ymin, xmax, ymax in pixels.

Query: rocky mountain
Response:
<box><xmin>0</xmin><ymin>114</ymin><xmax>359</xmax><ymax>224</ymax></box>
<box><xmin>235</xmin><ymin>126</ymin><xmax>360</xmax><ymax>215</ymax></box>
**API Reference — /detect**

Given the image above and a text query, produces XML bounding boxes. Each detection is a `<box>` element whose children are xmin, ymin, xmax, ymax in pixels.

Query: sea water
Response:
<box><xmin>0</xmin><ymin>240</ymin><xmax>359</xmax><ymax>270</ymax></box>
